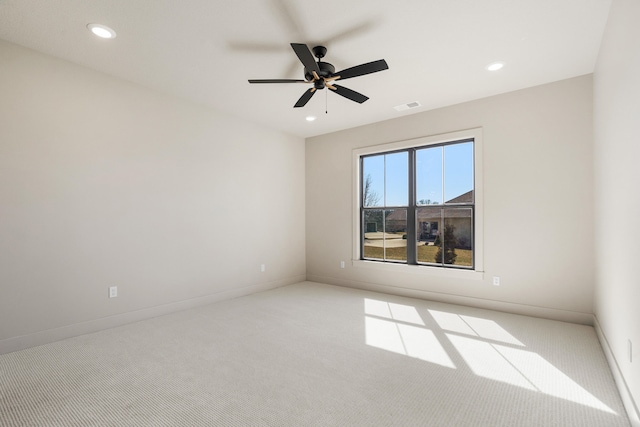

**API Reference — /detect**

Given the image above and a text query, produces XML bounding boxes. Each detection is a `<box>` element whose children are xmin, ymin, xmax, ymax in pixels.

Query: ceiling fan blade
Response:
<box><xmin>334</xmin><ymin>59</ymin><xmax>388</xmax><ymax>81</ymax></box>
<box><xmin>294</xmin><ymin>88</ymin><xmax>316</xmax><ymax>108</ymax></box>
<box><xmin>323</xmin><ymin>20</ymin><xmax>376</xmax><ymax>45</ymax></box>
<box><xmin>248</xmin><ymin>79</ymin><xmax>308</xmax><ymax>83</ymax></box>
<box><xmin>228</xmin><ymin>41</ymin><xmax>287</xmax><ymax>52</ymax></box>
<box><xmin>329</xmin><ymin>84</ymin><xmax>369</xmax><ymax>104</ymax></box>
<box><xmin>273</xmin><ymin>0</ymin><xmax>305</xmax><ymax>40</ymax></box>
<box><xmin>291</xmin><ymin>43</ymin><xmax>320</xmax><ymax>75</ymax></box>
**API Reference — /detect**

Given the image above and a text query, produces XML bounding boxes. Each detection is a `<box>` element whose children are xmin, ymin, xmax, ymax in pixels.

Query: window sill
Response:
<box><xmin>352</xmin><ymin>259</ymin><xmax>484</xmax><ymax>281</ymax></box>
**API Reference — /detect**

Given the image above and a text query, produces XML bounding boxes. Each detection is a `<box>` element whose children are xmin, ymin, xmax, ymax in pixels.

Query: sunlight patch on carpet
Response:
<box><xmin>364</xmin><ymin>298</ymin><xmax>618</xmax><ymax>415</ymax></box>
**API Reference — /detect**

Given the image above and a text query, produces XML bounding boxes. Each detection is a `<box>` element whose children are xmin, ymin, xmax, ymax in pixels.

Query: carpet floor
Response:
<box><xmin>0</xmin><ymin>281</ymin><xmax>631</xmax><ymax>426</ymax></box>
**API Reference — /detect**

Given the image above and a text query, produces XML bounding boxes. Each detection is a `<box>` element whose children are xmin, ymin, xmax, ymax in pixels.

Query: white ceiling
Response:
<box><xmin>0</xmin><ymin>0</ymin><xmax>611</xmax><ymax>138</ymax></box>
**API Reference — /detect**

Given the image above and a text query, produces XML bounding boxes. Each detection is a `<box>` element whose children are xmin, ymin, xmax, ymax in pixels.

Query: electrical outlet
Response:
<box><xmin>260</xmin><ymin>264</ymin><xmax>266</xmax><ymax>273</ymax></box>
<box><xmin>340</xmin><ymin>261</ymin><xmax>345</xmax><ymax>269</ymax></box>
<box><xmin>109</xmin><ymin>286</ymin><xmax>117</xmax><ymax>298</ymax></box>
<box><xmin>492</xmin><ymin>276</ymin><xmax>500</xmax><ymax>286</ymax></box>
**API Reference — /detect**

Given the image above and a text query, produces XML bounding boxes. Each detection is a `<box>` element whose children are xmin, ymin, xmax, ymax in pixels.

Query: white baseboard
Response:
<box><xmin>594</xmin><ymin>316</ymin><xmax>640</xmax><ymax>427</ymax></box>
<box><xmin>306</xmin><ymin>274</ymin><xmax>594</xmax><ymax>325</ymax></box>
<box><xmin>0</xmin><ymin>274</ymin><xmax>306</xmax><ymax>355</ymax></box>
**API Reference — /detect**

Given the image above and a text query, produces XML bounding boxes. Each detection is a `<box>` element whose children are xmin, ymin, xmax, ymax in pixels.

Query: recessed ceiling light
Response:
<box><xmin>486</xmin><ymin>62</ymin><xmax>504</xmax><ymax>71</ymax></box>
<box><xmin>306</xmin><ymin>116</ymin><xmax>316</xmax><ymax>122</ymax></box>
<box><xmin>87</xmin><ymin>23</ymin><xmax>116</xmax><ymax>39</ymax></box>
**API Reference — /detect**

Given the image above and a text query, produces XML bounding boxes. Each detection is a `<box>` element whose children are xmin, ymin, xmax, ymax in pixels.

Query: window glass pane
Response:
<box><xmin>443</xmin><ymin>208</ymin><xmax>473</xmax><ymax>268</ymax></box>
<box><xmin>416</xmin><ymin>207</ymin><xmax>442</xmax><ymax>264</ymax></box>
<box><xmin>416</xmin><ymin>147</ymin><xmax>443</xmax><ymax>205</ymax></box>
<box><xmin>362</xmin><ymin>155</ymin><xmax>384</xmax><ymax>207</ymax></box>
<box><xmin>384</xmin><ymin>152</ymin><xmax>408</xmax><ymax>206</ymax></box>
<box><xmin>384</xmin><ymin>209</ymin><xmax>407</xmax><ymax>262</ymax></box>
<box><xmin>444</xmin><ymin>142</ymin><xmax>473</xmax><ymax>203</ymax></box>
<box><xmin>363</xmin><ymin>209</ymin><xmax>384</xmax><ymax>259</ymax></box>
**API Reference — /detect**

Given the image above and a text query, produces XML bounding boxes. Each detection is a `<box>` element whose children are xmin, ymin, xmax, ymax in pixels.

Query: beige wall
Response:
<box><xmin>594</xmin><ymin>0</ymin><xmax>640</xmax><ymax>423</ymax></box>
<box><xmin>0</xmin><ymin>40</ymin><xmax>306</xmax><ymax>352</ymax></box>
<box><xmin>306</xmin><ymin>75</ymin><xmax>594</xmax><ymax>322</ymax></box>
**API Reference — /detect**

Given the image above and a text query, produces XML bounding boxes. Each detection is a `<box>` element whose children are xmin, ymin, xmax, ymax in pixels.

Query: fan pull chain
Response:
<box><xmin>325</xmin><ymin>88</ymin><xmax>328</xmax><ymax>114</ymax></box>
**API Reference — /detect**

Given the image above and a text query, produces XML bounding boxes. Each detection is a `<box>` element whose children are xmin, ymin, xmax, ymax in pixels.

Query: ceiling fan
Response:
<box><xmin>248</xmin><ymin>43</ymin><xmax>388</xmax><ymax>108</ymax></box>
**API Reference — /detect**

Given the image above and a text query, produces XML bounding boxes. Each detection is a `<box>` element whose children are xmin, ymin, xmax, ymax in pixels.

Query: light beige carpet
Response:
<box><xmin>0</xmin><ymin>281</ymin><xmax>631</xmax><ymax>426</ymax></box>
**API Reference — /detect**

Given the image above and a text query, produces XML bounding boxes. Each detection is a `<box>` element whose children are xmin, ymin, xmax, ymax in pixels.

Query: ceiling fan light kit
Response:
<box><xmin>249</xmin><ymin>43</ymin><xmax>388</xmax><ymax>108</ymax></box>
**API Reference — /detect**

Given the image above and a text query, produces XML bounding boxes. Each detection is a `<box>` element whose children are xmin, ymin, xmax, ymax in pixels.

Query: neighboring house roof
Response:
<box><xmin>445</xmin><ymin>190</ymin><xmax>474</xmax><ymax>204</ymax></box>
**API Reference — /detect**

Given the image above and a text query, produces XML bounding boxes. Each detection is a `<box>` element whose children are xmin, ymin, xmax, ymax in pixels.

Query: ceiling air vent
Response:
<box><xmin>394</xmin><ymin>101</ymin><xmax>421</xmax><ymax>111</ymax></box>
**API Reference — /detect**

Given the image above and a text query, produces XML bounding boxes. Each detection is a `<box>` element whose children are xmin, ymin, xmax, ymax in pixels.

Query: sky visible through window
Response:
<box><xmin>363</xmin><ymin>141</ymin><xmax>473</xmax><ymax>207</ymax></box>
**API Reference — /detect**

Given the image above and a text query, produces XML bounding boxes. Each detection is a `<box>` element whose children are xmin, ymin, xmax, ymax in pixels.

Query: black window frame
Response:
<box><xmin>360</xmin><ymin>138</ymin><xmax>475</xmax><ymax>269</ymax></box>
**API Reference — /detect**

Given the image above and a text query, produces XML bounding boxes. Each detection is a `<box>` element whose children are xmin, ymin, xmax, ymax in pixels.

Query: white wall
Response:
<box><xmin>0</xmin><ymin>40</ymin><xmax>306</xmax><ymax>353</ymax></box>
<box><xmin>306</xmin><ymin>75</ymin><xmax>594</xmax><ymax>323</ymax></box>
<box><xmin>594</xmin><ymin>0</ymin><xmax>640</xmax><ymax>423</ymax></box>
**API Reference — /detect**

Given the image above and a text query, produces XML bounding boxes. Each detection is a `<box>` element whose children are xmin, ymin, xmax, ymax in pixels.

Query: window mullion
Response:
<box><xmin>407</xmin><ymin>149</ymin><xmax>417</xmax><ymax>264</ymax></box>
<box><xmin>383</xmin><ymin>156</ymin><xmax>386</xmax><ymax>260</ymax></box>
<box><xmin>440</xmin><ymin>148</ymin><xmax>445</xmax><ymax>267</ymax></box>
<box><xmin>441</xmin><ymin>146</ymin><xmax>445</xmax><ymax>206</ymax></box>
<box><xmin>360</xmin><ymin>156</ymin><xmax>364</xmax><ymax>260</ymax></box>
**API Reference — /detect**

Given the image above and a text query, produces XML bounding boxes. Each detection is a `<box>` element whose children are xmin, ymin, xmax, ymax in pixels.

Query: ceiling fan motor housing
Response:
<box><xmin>304</xmin><ymin>61</ymin><xmax>335</xmax><ymax>82</ymax></box>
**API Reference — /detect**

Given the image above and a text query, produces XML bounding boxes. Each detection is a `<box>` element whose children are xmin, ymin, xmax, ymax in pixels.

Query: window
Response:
<box><xmin>358</xmin><ymin>132</ymin><xmax>479</xmax><ymax>271</ymax></box>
